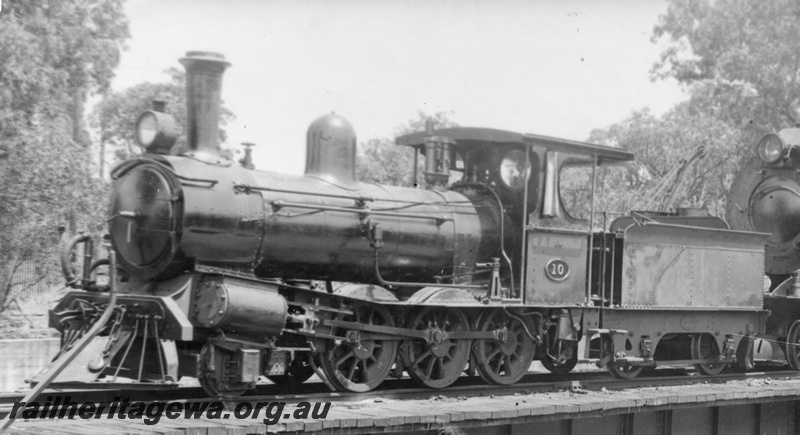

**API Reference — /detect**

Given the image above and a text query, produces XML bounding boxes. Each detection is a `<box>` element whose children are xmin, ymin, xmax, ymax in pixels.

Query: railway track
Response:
<box><xmin>3</xmin><ymin>366</ymin><xmax>798</xmax><ymax>419</ymax></box>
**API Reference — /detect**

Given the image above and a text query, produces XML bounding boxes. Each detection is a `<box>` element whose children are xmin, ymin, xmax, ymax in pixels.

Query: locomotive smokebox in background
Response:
<box><xmin>727</xmin><ymin>127</ymin><xmax>800</xmax><ymax>277</ymax></box>
<box><xmin>179</xmin><ymin>51</ymin><xmax>231</xmax><ymax>163</ymax></box>
<box><xmin>305</xmin><ymin>113</ymin><xmax>359</xmax><ymax>188</ymax></box>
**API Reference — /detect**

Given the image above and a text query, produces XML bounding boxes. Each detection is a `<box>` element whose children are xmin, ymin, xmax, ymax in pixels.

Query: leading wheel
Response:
<box><xmin>691</xmin><ymin>334</ymin><xmax>727</xmax><ymax>376</ymax></box>
<box><xmin>473</xmin><ymin>310</ymin><xmax>536</xmax><ymax>385</ymax></box>
<box><xmin>786</xmin><ymin>320</ymin><xmax>800</xmax><ymax>370</ymax></box>
<box><xmin>403</xmin><ymin>307</ymin><xmax>471</xmax><ymax>389</ymax></box>
<box><xmin>198</xmin><ymin>342</ymin><xmax>249</xmax><ymax>399</ymax></box>
<box><xmin>319</xmin><ymin>303</ymin><xmax>398</xmax><ymax>392</ymax></box>
<box><xmin>267</xmin><ymin>352</ymin><xmax>315</xmax><ymax>387</ymax></box>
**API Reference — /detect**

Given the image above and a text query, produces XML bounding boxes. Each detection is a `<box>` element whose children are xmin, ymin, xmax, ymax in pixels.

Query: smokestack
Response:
<box><xmin>179</xmin><ymin>51</ymin><xmax>230</xmax><ymax>162</ymax></box>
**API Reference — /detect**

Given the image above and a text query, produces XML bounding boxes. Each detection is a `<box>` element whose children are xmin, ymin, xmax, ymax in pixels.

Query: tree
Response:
<box><xmin>583</xmin><ymin>105</ymin><xmax>745</xmax><ymax>218</ymax></box>
<box><xmin>563</xmin><ymin>0</ymin><xmax>800</xmax><ymax>224</ymax></box>
<box><xmin>652</xmin><ymin>0</ymin><xmax>800</xmax><ymax>131</ymax></box>
<box><xmin>0</xmin><ymin>0</ymin><xmax>129</xmax><ymax>316</ymax></box>
<box><xmin>92</xmin><ymin>68</ymin><xmax>236</xmax><ymax>167</ymax></box>
<box><xmin>357</xmin><ymin>111</ymin><xmax>457</xmax><ymax>186</ymax></box>
<box><xmin>0</xmin><ymin>1</ymin><xmax>129</xmax><ymax>134</ymax></box>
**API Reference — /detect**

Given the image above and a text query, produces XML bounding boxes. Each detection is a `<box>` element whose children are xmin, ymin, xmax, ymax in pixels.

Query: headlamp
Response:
<box><xmin>134</xmin><ymin>109</ymin><xmax>177</xmax><ymax>154</ymax></box>
<box><xmin>757</xmin><ymin>133</ymin><xmax>785</xmax><ymax>164</ymax></box>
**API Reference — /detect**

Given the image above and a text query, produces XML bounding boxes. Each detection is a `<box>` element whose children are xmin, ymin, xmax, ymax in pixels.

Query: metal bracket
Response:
<box><xmin>587</xmin><ymin>328</ymin><xmax>629</xmax><ymax>335</ymax></box>
<box><xmin>639</xmin><ymin>336</ymin><xmax>653</xmax><ymax>358</ymax></box>
<box><xmin>723</xmin><ymin>335</ymin><xmax>736</xmax><ymax>358</ymax></box>
<box><xmin>476</xmin><ymin>258</ymin><xmax>503</xmax><ymax>301</ymax></box>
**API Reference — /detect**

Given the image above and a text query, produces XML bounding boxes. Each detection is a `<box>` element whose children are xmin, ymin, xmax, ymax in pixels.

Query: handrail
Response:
<box><xmin>272</xmin><ymin>200</ymin><xmax>452</xmax><ymax>225</ymax></box>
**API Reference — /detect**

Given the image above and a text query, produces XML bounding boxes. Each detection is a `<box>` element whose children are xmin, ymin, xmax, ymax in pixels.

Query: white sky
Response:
<box><xmin>114</xmin><ymin>0</ymin><xmax>686</xmax><ymax>175</ymax></box>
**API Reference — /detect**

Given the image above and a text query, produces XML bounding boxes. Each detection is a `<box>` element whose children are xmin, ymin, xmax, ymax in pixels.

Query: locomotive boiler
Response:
<box><xmin>42</xmin><ymin>50</ymin><xmax>797</xmax><ymax>399</ymax></box>
<box><xmin>111</xmin><ymin>53</ymin><xmax>502</xmax><ymax>287</ymax></box>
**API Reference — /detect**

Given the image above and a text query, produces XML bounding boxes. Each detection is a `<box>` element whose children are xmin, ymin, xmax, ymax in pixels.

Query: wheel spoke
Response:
<box><xmin>435</xmin><ymin>357</ymin><xmax>444</xmax><ymax>379</ymax></box>
<box><xmin>487</xmin><ymin>346</ymin><xmax>502</xmax><ymax>361</ymax></box>
<box><xmin>425</xmin><ymin>357</ymin><xmax>436</xmax><ymax>378</ymax></box>
<box><xmin>414</xmin><ymin>348</ymin><xmax>433</xmax><ymax>366</ymax></box>
<box><xmin>346</xmin><ymin>358</ymin><xmax>357</xmax><ymax>380</ymax></box>
<box><xmin>491</xmin><ymin>356</ymin><xmax>502</xmax><ymax>373</ymax></box>
<box><xmin>335</xmin><ymin>350</ymin><xmax>355</xmax><ymax>367</ymax></box>
<box><xmin>360</xmin><ymin>359</ymin><xmax>368</xmax><ymax>382</ymax></box>
<box><xmin>425</xmin><ymin>310</ymin><xmax>436</xmax><ymax>327</ymax></box>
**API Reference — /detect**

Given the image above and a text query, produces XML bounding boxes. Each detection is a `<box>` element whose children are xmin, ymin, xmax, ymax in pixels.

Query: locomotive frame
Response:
<box><xmin>41</xmin><ymin>50</ymin><xmax>800</xmax><ymax>398</ymax></box>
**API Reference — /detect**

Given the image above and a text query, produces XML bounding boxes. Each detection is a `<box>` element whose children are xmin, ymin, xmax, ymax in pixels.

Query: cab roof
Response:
<box><xmin>396</xmin><ymin>127</ymin><xmax>634</xmax><ymax>164</ymax></box>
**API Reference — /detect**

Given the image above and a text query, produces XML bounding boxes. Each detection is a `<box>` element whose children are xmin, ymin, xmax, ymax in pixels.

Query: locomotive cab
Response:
<box><xmin>396</xmin><ymin>127</ymin><xmax>545</xmax><ymax>294</ymax></box>
<box><xmin>397</xmin><ymin>127</ymin><xmax>635</xmax><ymax>306</ymax></box>
<box><xmin>520</xmin><ymin>134</ymin><xmax>633</xmax><ymax>306</ymax></box>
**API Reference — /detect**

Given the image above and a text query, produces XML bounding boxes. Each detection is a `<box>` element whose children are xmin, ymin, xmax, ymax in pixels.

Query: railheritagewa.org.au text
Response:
<box><xmin>11</xmin><ymin>396</ymin><xmax>332</xmax><ymax>425</ymax></box>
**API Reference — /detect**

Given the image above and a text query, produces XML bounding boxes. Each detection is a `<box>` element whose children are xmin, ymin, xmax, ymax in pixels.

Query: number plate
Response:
<box><xmin>545</xmin><ymin>259</ymin><xmax>570</xmax><ymax>282</ymax></box>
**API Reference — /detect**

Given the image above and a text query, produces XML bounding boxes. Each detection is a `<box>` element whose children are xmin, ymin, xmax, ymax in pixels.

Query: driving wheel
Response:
<box><xmin>319</xmin><ymin>303</ymin><xmax>398</xmax><ymax>392</ymax></box>
<box><xmin>473</xmin><ymin>310</ymin><xmax>536</xmax><ymax>385</ymax></box>
<box><xmin>403</xmin><ymin>307</ymin><xmax>471</xmax><ymax>389</ymax></box>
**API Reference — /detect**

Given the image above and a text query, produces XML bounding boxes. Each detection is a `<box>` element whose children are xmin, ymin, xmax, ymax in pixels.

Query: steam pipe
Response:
<box><xmin>373</xmin><ymin>250</ymin><xmax>486</xmax><ymax>290</ymax></box>
<box><xmin>61</xmin><ymin>233</ymin><xmax>91</xmax><ymax>288</ymax></box>
<box><xmin>178</xmin><ymin>51</ymin><xmax>230</xmax><ymax>161</ymax></box>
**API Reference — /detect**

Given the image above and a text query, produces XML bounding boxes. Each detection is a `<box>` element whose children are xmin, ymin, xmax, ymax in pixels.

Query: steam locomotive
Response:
<box><xmin>46</xmin><ymin>51</ymin><xmax>800</xmax><ymax>398</ymax></box>
<box><xmin>727</xmin><ymin>127</ymin><xmax>800</xmax><ymax>370</ymax></box>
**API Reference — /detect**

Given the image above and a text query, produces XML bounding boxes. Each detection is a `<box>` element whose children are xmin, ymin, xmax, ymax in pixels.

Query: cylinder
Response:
<box><xmin>194</xmin><ymin>277</ymin><xmax>287</xmax><ymax>337</ymax></box>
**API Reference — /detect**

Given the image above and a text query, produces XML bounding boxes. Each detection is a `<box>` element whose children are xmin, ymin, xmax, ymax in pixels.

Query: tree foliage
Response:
<box><xmin>0</xmin><ymin>0</ymin><xmax>129</xmax><ymax>315</ymax></box>
<box><xmin>573</xmin><ymin>0</ymin><xmax>800</xmax><ymax>223</ymax></box>
<box><xmin>0</xmin><ymin>0</ymin><xmax>129</xmax><ymax>134</ymax></box>
<box><xmin>92</xmin><ymin>68</ymin><xmax>236</xmax><ymax>165</ymax></box>
<box><xmin>652</xmin><ymin>0</ymin><xmax>800</xmax><ymax>131</ymax></box>
<box><xmin>357</xmin><ymin>111</ymin><xmax>457</xmax><ymax>186</ymax></box>
<box><xmin>577</xmin><ymin>106</ymin><xmax>744</xmax><ymax>218</ymax></box>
